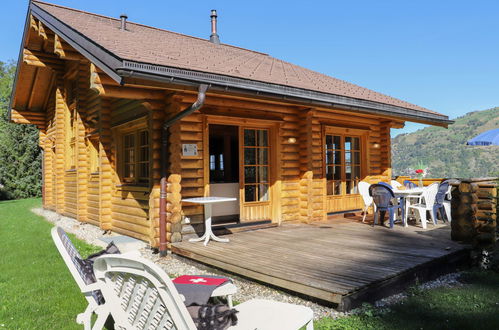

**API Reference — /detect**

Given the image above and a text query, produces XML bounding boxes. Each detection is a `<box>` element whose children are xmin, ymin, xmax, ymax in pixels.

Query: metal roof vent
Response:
<box><xmin>209</xmin><ymin>10</ymin><xmax>220</xmax><ymax>45</ymax></box>
<box><xmin>120</xmin><ymin>14</ymin><xmax>128</xmax><ymax>31</ymax></box>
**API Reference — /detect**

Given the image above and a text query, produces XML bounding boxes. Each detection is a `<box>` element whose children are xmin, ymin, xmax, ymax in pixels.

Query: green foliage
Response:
<box><xmin>0</xmin><ymin>61</ymin><xmax>42</xmax><ymax>199</ymax></box>
<box><xmin>392</xmin><ymin>107</ymin><xmax>499</xmax><ymax>178</ymax></box>
<box><xmin>0</xmin><ymin>198</ymin><xmax>101</xmax><ymax>329</ymax></box>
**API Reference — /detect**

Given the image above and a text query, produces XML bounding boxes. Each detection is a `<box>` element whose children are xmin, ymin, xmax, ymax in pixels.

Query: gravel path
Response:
<box><xmin>34</xmin><ymin>207</ymin><xmax>464</xmax><ymax>320</ymax></box>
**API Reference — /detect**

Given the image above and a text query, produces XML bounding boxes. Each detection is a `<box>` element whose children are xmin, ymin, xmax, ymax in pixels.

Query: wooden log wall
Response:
<box><xmin>75</xmin><ymin>62</ymin><xmax>89</xmax><ymax>222</ymax></box>
<box><xmin>475</xmin><ymin>182</ymin><xmax>497</xmax><ymax>248</ymax></box>
<box><xmin>63</xmin><ymin>170</ymin><xmax>77</xmax><ymax>218</ymax></box>
<box><xmin>169</xmin><ymin>101</ymin><xmax>204</xmax><ymax>224</ymax></box>
<box><xmin>109</xmin><ymin>100</ymin><xmax>150</xmax><ymax>240</ymax></box>
<box><xmin>279</xmin><ymin>110</ymin><xmax>301</xmax><ymax>222</ymax></box>
<box><xmin>167</xmin><ymin>174</ymin><xmax>182</xmax><ymax>246</ymax></box>
<box><xmin>54</xmin><ymin>76</ymin><xmax>65</xmax><ymax>214</ymax></box>
<box><xmin>43</xmin><ymin>92</ymin><xmax>56</xmax><ymax>209</ymax></box>
<box><xmin>451</xmin><ymin>179</ymin><xmax>498</xmax><ymax>248</ymax></box>
<box><xmin>83</xmin><ymin>71</ymin><xmax>101</xmax><ymax>226</ymax></box>
<box><xmin>379</xmin><ymin>121</ymin><xmax>392</xmax><ymax>178</ymax></box>
<box><xmin>99</xmin><ymin>98</ymin><xmax>113</xmax><ymax>230</ymax></box>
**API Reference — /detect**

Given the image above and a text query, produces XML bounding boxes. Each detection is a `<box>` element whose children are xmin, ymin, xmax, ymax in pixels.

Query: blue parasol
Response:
<box><xmin>466</xmin><ymin>128</ymin><xmax>499</xmax><ymax>146</ymax></box>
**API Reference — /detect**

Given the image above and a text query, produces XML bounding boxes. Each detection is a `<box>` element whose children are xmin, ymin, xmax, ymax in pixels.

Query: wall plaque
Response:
<box><xmin>182</xmin><ymin>144</ymin><xmax>198</xmax><ymax>156</ymax></box>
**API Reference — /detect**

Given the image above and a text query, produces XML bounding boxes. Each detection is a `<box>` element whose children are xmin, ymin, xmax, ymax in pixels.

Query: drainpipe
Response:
<box><xmin>159</xmin><ymin>84</ymin><xmax>209</xmax><ymax>256</ymax></box>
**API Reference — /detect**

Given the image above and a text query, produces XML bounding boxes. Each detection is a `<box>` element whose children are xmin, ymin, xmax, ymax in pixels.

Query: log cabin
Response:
<box><xmin>10</xmin><ymin>1</ymin><xmax>451</xmax><ymax>252</ymax></box>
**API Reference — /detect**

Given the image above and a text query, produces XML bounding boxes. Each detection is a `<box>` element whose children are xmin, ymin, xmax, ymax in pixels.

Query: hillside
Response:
<box><xmin>392</xmin><ymin>107</ymin><xmax>499</xmax><ymax>178</ymax></box>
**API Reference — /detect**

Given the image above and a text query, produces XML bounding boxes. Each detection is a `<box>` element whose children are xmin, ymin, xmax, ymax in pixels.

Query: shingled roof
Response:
<box><xmin>28</xmin><ymin>1</ymin><xmax>450</xmax><ymax>125</ymax></box>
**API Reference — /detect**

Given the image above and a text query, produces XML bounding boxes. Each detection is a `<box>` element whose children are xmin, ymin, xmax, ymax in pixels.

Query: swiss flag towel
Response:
<box><xmin>173</xmin><ymin>275</ymin><xmax>229</xmax><ymax>306</ymax></box>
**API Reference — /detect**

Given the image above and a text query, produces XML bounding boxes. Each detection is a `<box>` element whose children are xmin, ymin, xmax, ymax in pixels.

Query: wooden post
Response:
<box><xmin>167</xmin><ymin>174</ymin><xmax>182</xmax><ymax>246</ymax></box>
<box><xmin>148</xmin><ymin>104</ymin><xmax>164</xmax><ymax>248</ymax></box>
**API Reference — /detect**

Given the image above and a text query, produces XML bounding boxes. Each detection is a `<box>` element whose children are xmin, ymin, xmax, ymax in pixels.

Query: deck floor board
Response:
<box><xmin>172</xmin><ymin>219</ymin><xmax>468</xmax><ymax>310</ymax></box>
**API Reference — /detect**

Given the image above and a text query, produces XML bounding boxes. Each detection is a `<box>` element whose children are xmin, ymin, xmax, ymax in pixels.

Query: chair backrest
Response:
<box><xmin>358</xmin><ymin>181</ymin><xmax>372</xmax><ymax>206</ymax></box>
<box><xmin>435</xmin><ymin>181</ymin><xmax>450</xmax><ymax>205</ymax></box>
<box><xmin>51</xmin><ymin>227</ymin><xmax>101</xmax><ymax>305</ymax></box>
<box><xmin>403</xmin><ymin>180</ymin><xmax>417</xmax><ymax>189</ymax></box>
<box><xmin>377</xmin><ymin>181</ymin><xmax>393</xmax><ymax>189</ymax></box>
<box><xmin>369</xmin><ymin>184</ymin><xmax>395</xmax><ymax>208</ymax></box>
<box><xmin>421</xmin><ymin>183</ymin><xmax>439</xmax><ymax>209</ymax></box>
<box><xmin>390</xmin><ymin>180</ymin><xmax>403</xmax><ymax>189</ymax></box>
<box><xmin>93</xmin><ymin>254</ymin><xmax>197</xmax><ymax>330</ymax></box>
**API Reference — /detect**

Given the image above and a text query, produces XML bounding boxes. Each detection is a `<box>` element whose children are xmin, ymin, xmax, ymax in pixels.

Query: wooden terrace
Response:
<box><xmin>172</xmin><ymin>217</ymin><xmax>470</xmax><ymax>310</ymax></box>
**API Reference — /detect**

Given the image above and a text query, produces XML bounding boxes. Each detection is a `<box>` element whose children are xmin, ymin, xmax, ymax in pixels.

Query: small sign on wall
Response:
<box><xmin>182</xmin><ymin>144</ymin><xmax>198</xmax><ymax>156</ymax></box>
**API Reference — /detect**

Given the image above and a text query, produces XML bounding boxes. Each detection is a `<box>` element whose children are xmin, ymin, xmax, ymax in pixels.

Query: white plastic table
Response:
<box><xmin>182</xmin><ymin>196</ymin><xmax>237</xmax><ymax>246</ymax></box>
<box><xmin>393</xmin><ymin>187</ymin><xmax>425</xmax><ymax>226</ymax></box>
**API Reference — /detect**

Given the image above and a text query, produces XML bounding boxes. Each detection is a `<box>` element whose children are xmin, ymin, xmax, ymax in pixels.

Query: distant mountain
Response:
<box><xmin>392</xmin><ymin>107</ymin><xmax>499</xmax><ymax>178</ymax></box>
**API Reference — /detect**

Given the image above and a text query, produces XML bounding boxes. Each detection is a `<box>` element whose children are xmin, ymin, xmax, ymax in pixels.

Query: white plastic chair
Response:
<box><xmin>407</xmin><ymin>183</ymin><xmax>439</xmax><ymax>229</ymax></box>
<box><xmin>443</xmin><ymin>185</ymin><xmax>452</xmax><ymax>222</ymax></box>
<box><xmin>359</xmin><ymin>181</ymin><xmax>374</xmax><ymax>222</ymax></box>
<box><xmin>390</xmin><ymin>180</ymin><xmax>403</xmax><ymax>189</ymax></box>
<box><xmin>94</xmin><ymin>254</ymin><xmax>314</xmax><ymax>330</ymax></box>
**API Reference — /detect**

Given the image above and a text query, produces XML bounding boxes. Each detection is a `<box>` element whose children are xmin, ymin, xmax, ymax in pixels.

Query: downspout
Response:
<box><xmin>159</xmin><ymin>84</ymin><xmax>209</xmax><ymax>256</ymax></box>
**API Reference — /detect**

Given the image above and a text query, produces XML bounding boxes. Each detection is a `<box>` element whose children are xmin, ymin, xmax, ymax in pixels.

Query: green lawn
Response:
<box><xmin>1</xmin><ymin>198</ymin><xmax>499</xmax><ymax>330</ymax></box>
<box><xmin>0</xmin><ymin>198</ymin><xmax>100</xmax><ymax>329</ymax></box>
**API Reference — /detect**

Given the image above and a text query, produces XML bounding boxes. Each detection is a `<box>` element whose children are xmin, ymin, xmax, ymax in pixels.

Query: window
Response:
<box><xmin>122</xmin><ymin>129</ymin><xmax>149</xmax><ymax>184</ymax></box>
<box><xmin>243</xmin><ymin>129</ymin><xmax>269</xmax><ymax>202</ymax></box>
<box><xmin>325</xmin><ymin>133</ymin><xmax>362</xmax><ymax>196</ymax></box>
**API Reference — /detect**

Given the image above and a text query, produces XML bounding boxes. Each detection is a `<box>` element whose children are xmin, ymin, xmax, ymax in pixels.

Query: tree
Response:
<box><xmin>0</xmin><ymin>61</ymin><xmax>42</xmax><ymax>199</ymax></box>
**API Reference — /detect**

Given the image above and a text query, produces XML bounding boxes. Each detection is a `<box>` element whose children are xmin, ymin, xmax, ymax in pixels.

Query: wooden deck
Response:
<box><xmin>172</xmin><ymin>217</ymin><xmax>470</xmax><ymax>310</ymax></box>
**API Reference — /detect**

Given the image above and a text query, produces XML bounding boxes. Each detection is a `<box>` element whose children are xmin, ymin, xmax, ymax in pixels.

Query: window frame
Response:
<box><xmin>115</xmin><ymin>119</ymin><xmax>151</xmax><ymax>186</ymax></box>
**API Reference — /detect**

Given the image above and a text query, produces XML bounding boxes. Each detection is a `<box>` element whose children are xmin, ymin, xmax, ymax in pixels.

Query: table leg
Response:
<box><xmin>190</xmin><ymin>203</ymin><xmax>230</xmax><ymax>246</ymax></box>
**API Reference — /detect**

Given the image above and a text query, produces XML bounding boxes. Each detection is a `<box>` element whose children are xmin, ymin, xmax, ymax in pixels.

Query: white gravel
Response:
<box><xmin>34</xmin><ymin>207</ymin><xmax>465</xmax><ymax>320</ymax></box>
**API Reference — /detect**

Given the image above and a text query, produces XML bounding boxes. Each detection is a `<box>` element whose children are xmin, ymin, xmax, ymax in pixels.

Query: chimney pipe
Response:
<box><xmin>209</xmin><ymin>9</ymin><xmax>220</xmax><ymax>45</ymax></box>
<box><xmin>120</xmin><ymin>14</ymin><xmax>128</xmax><ymax>31</ymax></box>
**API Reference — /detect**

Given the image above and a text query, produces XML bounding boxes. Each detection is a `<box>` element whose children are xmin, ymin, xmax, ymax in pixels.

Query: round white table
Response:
<box><xmin>182</xmin><ymin>196</ymin><xmax>237</xmax><ymax>246</ymax></box>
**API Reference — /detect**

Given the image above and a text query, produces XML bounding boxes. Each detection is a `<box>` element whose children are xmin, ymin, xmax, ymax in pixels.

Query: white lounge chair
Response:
<box><xmin>359</xmin><ymin>181</ymin><xmax>374</xmax><ymax>222</ymax></box>
<box><xmin>51</xmin><ymin>226</ymin><xmax>111</xmax><ymax>330</ymax></box>
<box><xmin>94</xmin><ymin>254</ymin><xmax>314</xmax><ymax>330</ymax></box>
<box><xmin>406</xmin><ymin>183</ymin><xmax>439</xmax><ymax>229</ymax></box>
<box><xmin>52</xmin><ymin>226</ymin><xmax>237</xmax><ymax>329</ymax></box>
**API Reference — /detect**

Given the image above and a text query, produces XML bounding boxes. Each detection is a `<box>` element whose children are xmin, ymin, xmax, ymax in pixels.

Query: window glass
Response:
<box><xmin>243</xmin><ymin>128</ymin><xmax>270</xmax><ymax>202</ymax></box>
<box><xmin>123</xmin><ymin>129</ymin><xmax>149</xmax><ymax>184</ymax></box>
<box><xmin>325</xmin><ymin>133</ymin><xmax>362</xmax><ymax>196</ymax></box>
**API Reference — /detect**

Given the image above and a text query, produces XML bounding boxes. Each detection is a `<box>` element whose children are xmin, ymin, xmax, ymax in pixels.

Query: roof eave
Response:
<box><xmin>116</xmin><ymin>62</ymin><xmax>452</xmax><ymax>127</ymax></box>
<box><xmin>30</xmin><ymin>2</ymin><xmax>123</xmax><ymax>83</ymax></box>
<box><xmin>8</xmin><ymin>6</ymin><xmax>32</xmax><ymax>121</ymax></box>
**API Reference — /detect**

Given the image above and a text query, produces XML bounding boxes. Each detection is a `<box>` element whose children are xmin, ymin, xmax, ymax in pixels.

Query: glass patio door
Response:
<box><xmin>240</xmin><ymin>127</ymin><xmax>271</xmax><ymax>221</ymax></box>
<box><xmin>324</xmin><ymin>127</ymin><xmax>365</xmax><ymax>212</ymax></box>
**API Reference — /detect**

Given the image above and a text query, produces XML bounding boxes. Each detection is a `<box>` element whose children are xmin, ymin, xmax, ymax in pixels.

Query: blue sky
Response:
<box><xmin>1</xmin><ymin>0</ymin><xmax>498</xmax><ymax>136</ymax></box>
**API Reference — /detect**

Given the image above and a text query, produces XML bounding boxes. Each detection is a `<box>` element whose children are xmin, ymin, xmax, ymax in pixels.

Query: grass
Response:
<box><xmin>316</xmin><ymin>270</ymin><xmax>499</xmax><ymax>329</ymax></box>
<box><xmin>1</xmin><ymin>198</ymin><xmax>499</xmax><ymax>329</ymax></box>
<box><xmin>0</xmin><ymin>198</ymin><xmax>100</xmax><ymax>329</ymax></box>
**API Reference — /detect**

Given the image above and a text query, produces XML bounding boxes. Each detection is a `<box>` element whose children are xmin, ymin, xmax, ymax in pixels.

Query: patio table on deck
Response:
<box><xmin>393</xmin><ymin>187</ymin><xmax>425</xmax><ymax>226</ymax></box>
<box><xmin>182</xmin><ymin>197</ymin><xmax>237</xmax><ymax>246</ymax></box>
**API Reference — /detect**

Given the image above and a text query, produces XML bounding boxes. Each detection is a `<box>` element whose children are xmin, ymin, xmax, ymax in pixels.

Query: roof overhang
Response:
<box><xmin>10</xmin><ymin>1</ymin><xmax>452</xmax><ymax>127</ymax></box>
